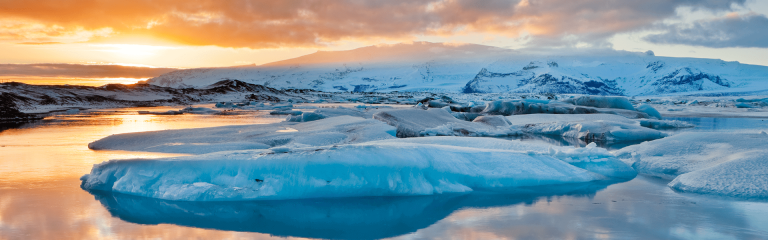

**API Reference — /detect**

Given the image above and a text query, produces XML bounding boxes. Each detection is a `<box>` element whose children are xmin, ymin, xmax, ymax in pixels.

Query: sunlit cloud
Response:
<box><xmin>0</xmin><ymin>0</ymin><xmax>751</xmax><ymax>49</ymax></box>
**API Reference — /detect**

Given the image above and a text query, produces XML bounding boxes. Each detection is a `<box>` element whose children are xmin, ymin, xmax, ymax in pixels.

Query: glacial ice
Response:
<box><xmin>565</xmin><ymin>96</ymin><xmax>635</xmax><ymax>110</ymax></box>
<box><xmin>88</xmin><ymin>116</ymin><xmax>396</xmax><ymax>154</ymax></box>
<box><xmin>505</xmin><ymin>114</ymin><xmax>666</xmax><ymax>142</ymax></box>
<box><xmin>635</xmin><ymin>104</ymin><xmax>662</xmax><ymax>119</ymax></box>
<box><xmin>638</xmin><ymin>119</ymin><xmax>695</xmax><ymax>129</ymax></box>
<box><xmin>616</xmin><ymin>132</ymin><xmax>768</xmax><ymax>199</ymax></box>
<box><xmin>373</xmin><ymin>108</ymin><xmax>518</xmax><ymax>137</ymax></box>
<box><xmin>479</xmin><ymin>100</ymin><xmax>650</xmax><ymax>119</ymax></box>
<box><xmin>81</xmin><ymin>137</ymin><xmax>634</xmax><ymax>201</ymax></box>
<box><xmin>286</xmin><ymin>112</ymin><xmax>326</xmax><ymax>122</ymax></box>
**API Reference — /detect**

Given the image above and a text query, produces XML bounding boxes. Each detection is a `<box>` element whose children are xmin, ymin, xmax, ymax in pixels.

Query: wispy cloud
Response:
<box><xmin>0</xmin><ymin>0</ymin><xmax>749</xmax><ymax>48</ymax></box>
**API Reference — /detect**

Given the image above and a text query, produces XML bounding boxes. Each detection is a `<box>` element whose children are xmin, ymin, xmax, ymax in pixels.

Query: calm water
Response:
<box><xmin>1</xmin><ymin>109</ymin><xmax>767</xmax><ymax>239</ymax></box>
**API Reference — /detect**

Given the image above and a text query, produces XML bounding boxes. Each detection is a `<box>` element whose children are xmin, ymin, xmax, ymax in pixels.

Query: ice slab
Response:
<box><xmin>565</xmin><ymin>96</ymin><xmax>635</xmax><ymax>110</ymax></box>
<box><xmin>373</xmin><ymin>108</ymin><xmax>518</xmax><ymax>137</ymax></box>
<box><xmin>616</xmin><ymin>132</ymin><xmax>768</xmax><ymax>199</ymax></box>
<box><xmin>89</xmin><ymin>116</ymin><xmax>396</xmax><ymax>154</ymax></box>
<box><xmin>480</xmin><ymin>100</ymin><xmax>650</xmax><ymax>119</ymax></box>
<box><xmin>379</xmin><ymin>137</ymin><xmax>636</xmax><ymax>179</ymax></box>
<box><xmin>635</xmin><ymin>104</ymin><xmax>662</xmax><ymax>119</ymax></box>
<box><xmin>505</xmin><ymin>114</ymin><xmax>666</xmax><ymax>142</ymax></box>
<box><xmin>80</xmin><ymin>137</ymin><xmax>632</xmax><ymax>201</ymax></box>
<box><xmin>638</xmin><ymin>119</ymin><xmax>695</xmax><ymax>129</ymax></box>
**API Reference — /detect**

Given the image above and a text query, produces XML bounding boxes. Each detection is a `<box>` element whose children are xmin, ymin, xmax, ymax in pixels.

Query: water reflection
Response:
<box><xmin>3</xmin><ymin>108</ymin><xmax>768</xmax><ymax>239</ymax></box>
<box><xmin>86</xmin><ymin>181</ymin><xmax>619</xmax><ymax>239</ymax></box>
<box><xmin>396</xmin><ymin>176</ymin><xmax>768</xmax><ymax>240</ymax></box>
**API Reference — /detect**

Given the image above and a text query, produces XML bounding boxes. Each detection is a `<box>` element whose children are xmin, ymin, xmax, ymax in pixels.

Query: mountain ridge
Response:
<box><xmin>148</xmin><ymin>42</ymin><xmax>768</xmax><ymax>96</ymax></box>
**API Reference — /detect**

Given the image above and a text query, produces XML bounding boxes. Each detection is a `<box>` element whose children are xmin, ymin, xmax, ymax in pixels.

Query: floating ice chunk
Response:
<box><xmin>735</xmin><ymin>102</ymin><xmax>755</xmax><ymax>108</ymax></box>
<box><xmin>505</xmin><ymin>114</ymin><xmax>665</xmax><ymax>142</ymax></box>
<box><xmin>481</xmin><ymin>100</ymin><xmax>649</xmax><ymax>119</ymax></box>
<box><xmin>373</xmin><ymin>108</ymin><xmax>517</xmax><ymax>137</ymax></box>
<box><xmin>215</xmin><ymin>102</ymin><xmax>235</xmax><ymax>108</ymax></box>
<box><xmin>616</xmin><ymin>132</ymin><xmax>768</xmax><ymax>199</ymax></box>
<box><xmin>472</xmin><ymin>116</ymin><xmax>512</xmax><ymax>127</ymax></box>
<box><xmin>270</xmin><ymin>110</ymin><xmax>302</xmax><ymax>115</ymax></box>
<box><xmin>638</xmin><ymin>119</ymin><xmax>695</xmax><ymax>129</ymax></box>
<box><xmin>566</xmin><ymin>96</ymin><xmax>635</xmax><ymax>110</ymax></box>
<box><xmin>89</xmin><ymin>116</ymin><xmax>396</xmax><ymax>154</ymax></box>
<box><xmin>635</xmin><ymin>104</ymin><xmax>662</xmax><ymax>119</ymax></box>
<box><xmin>451</xmin><ymin>112</ymin><xmax>480</xmax><ymax>121</ymax></box>
<box><xmin>521</xmin><ymin>121</ymin><xmax>666</xmax><ymax>142</ymax></box>
<box><xmin>286</xmin><ymin>112</ymin><xmax>326</xmax><ymax>122</ymax></box>
<box><xmin>65</xmin><ymin>109</ymin><xmax>80</xmax><ymax>114</ymax></box>
<box><xmin>81</xmin><ymin>138</ymin><xmax>614</xmax><ymax>201</ymax></box>
<box><xmin>137</xmin><ymin>110</ymin><xmax>182</xmax><ymax>115</ymax></box>
<box><xmin>505</xmin><ymin>114</ymin><xmax>636</xmax><ymax>125</ymax></box>
<box><xmin>293</xmin><ymin>105</ymin><xmax>318</xmax><ymax>109</ymax></box>
<box><xmin>356</xmin><ymin>105</ymin><xmax>393</xmax><ymax>109</ymax></box>
<box><xmin>181</xmin><ymin>107</ymin><xmax>219</xmax><ymax>114</ymax></box>
<box><xmin>616</xmin><ymin>132</ymin><xmax>768</xmax><ymax>179</ymax></box>
<box><xmin>668</xmin><ymin>152</ymin><xmax>768</xmax><ymax>199</ymax></box>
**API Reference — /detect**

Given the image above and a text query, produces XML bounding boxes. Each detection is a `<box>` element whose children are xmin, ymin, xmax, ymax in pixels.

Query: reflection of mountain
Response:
<box><xmin>88</xmin><ymin>181</ymin><xmax>619</xmax><ymax>239</ymax></box>
<box><xmin>148</xmin><ymin>42</ymin><xmax>768</xmax><ymax>96</ymax></box>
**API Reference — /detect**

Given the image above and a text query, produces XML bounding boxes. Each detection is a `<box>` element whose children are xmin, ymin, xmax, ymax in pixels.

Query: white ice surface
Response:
<box><xmin>81</xmin><ymin>137</ymin><xmax>633</xmax><ymax>201</ymax></box>
<box><xmin>615</xmin><ymin>132</ymin><xmax>768</xmax><ymax>199</ymax></box>
<box><xmin>89</xmin><ymin>116</ymin><xmax>396</xmax><ymax>154</ymax></box>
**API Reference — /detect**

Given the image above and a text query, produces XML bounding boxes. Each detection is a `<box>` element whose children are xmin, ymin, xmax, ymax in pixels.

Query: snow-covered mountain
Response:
<box><xmin>148</xmin><ymin>42</ymin><xmax>768</xmax><ymax>96</ymax></box>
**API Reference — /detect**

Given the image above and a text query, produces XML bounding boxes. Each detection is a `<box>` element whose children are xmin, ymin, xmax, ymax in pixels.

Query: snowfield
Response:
<box><xmin>81</xmin><ymin>137</ymin><xmax>634</xmax><ymax>201</ymax></box>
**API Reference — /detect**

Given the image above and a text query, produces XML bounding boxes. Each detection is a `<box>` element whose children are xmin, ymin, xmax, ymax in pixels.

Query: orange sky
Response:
<box><xmin>1</xmin><ymin>0</ymin><xmax>767</xmax><ymax>85</ymax></box>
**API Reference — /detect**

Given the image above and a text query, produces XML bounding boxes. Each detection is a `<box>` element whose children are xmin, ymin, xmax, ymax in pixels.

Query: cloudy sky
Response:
<box><xmin>1</xmin><ymin>0</ymin><xmax>767</xmax><ymax>80</ymax></box>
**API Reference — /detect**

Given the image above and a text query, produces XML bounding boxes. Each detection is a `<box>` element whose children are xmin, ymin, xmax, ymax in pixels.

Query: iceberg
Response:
<box><xmin>88</xmin><ymin>116</ymin><xmax>396</xmax><ymax>154</ymax></box>
<box><xmin>616</xmin><ymin>132</ymin><xmax>768</xmax><ymax>199</ymax></box>
<box><xmin>638</xmin><ymin>119</ymin><xmax>695</xmax><ymax>129</ymax></box>
<box><xmin>505</xmin><ymin>114</ymin><xmax>667</xmax><ymax>142</ymax></box>
<box><xmin>286</xmin><ymin>112</ymin><xmax>326</xmax><ymax>122</ymax></box>
<box><xmin>81</xmin><ymin>137</ymin><xmax>633</xmax><ymax>201</ymax></box>
<box><xmin>635</xmin><ymin>104</ymin><xmax>662</xmax><ymax>119</ymax></box>
<box><xmin>479</xmin><ymin>100</ymin><xmax>651</xmax><ymax>119</ymax></box>
<box><xmin>563</xmin><ymin>96</ymin><xmax>635</xmax><ymax>110</ymax></box>
<box><xmin>373</xmin><ymin>108</ymin><xmax>518</xmax><ymax>137</ymax></box>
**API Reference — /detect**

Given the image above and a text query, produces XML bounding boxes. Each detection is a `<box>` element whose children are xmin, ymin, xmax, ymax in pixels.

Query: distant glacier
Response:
<box><xmin>148</xmin><ymin>42</ymin><xmax>768</xmax><ymax>96</ymax></box>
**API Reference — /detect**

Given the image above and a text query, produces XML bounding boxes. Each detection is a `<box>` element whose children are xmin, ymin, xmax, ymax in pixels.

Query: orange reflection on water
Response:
<box><xmin>0</xmin><ymin>108</ymin><xmax>283</xmax><ymax>189</ymax></box>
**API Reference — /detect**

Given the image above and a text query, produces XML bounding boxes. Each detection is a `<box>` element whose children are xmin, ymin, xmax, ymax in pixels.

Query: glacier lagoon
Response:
<box><xmin>1</xmin><ymin>105</ymin><xmax>768</xmax><ymax>239</ymax></box>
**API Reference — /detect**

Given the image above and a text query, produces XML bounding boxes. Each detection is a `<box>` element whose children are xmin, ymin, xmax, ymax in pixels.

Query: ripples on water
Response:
<box><xmin>1</xmin><ymin>107</ymin><xmax>767</xmax><ymax>239</ymax></box>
